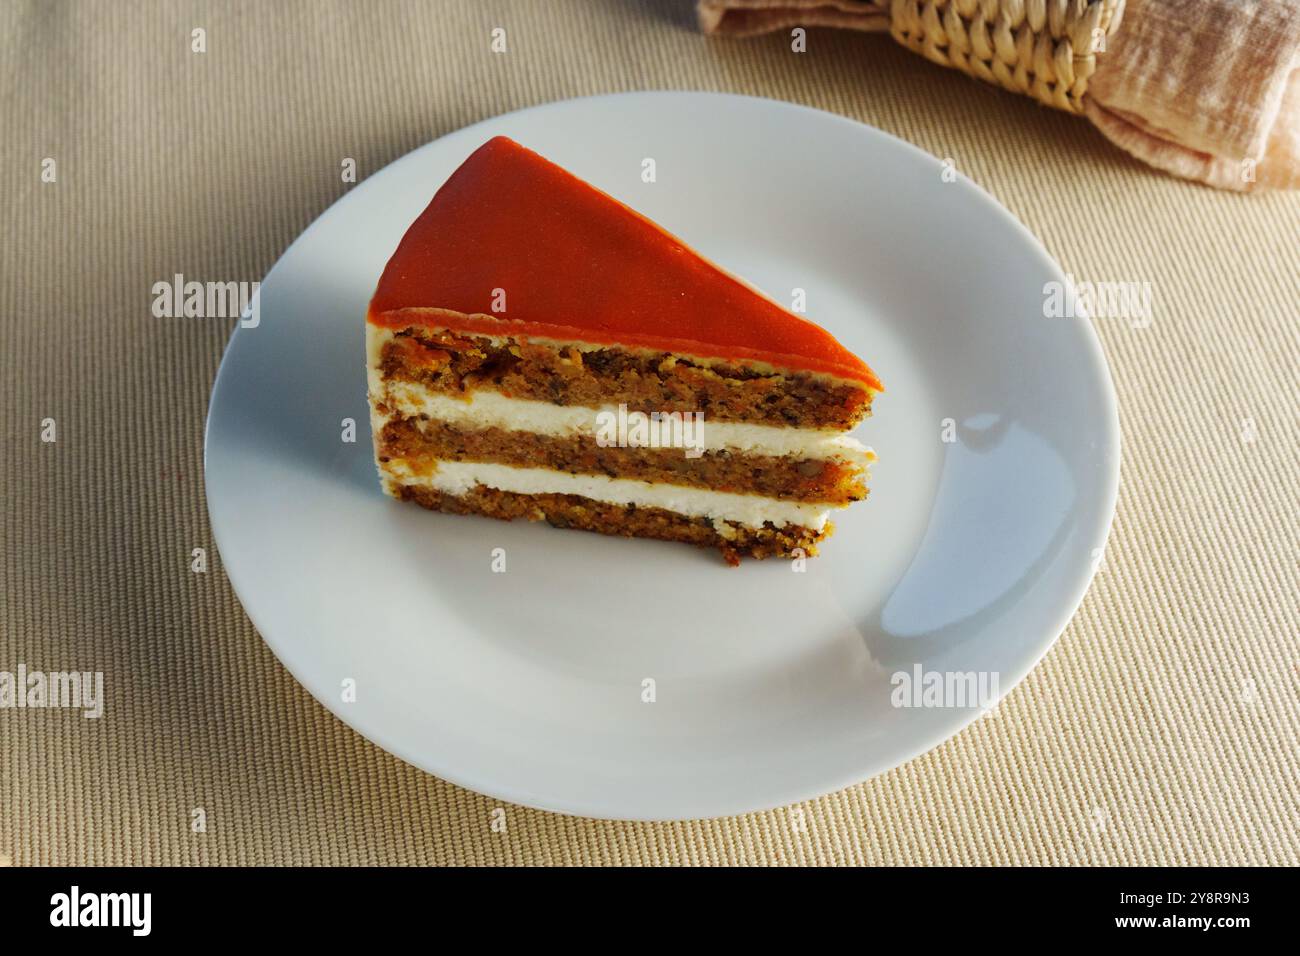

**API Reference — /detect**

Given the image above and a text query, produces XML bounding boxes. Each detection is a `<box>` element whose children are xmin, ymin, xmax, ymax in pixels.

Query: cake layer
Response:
<box><xmin>389</xmin><ymin>482</ymin><xmax>831</xmax><ymax>564</ymax></box>
<box><xmin>380</xmin><ymin>459</ymin><xmax>833</xmax><ymax>531</ymax></box>
<box><xmin>376</xmin><ymin>415</ymin><xmax>868</xmax><ymax>504</ymax></box>
<box><xmin>367</xmin><ymin>136</ymin><xmax>883</xmax><ymax>389</ymax></box>
<box><xmin>376</xmin><ymin>379</ymin><xmax>875</xmax><ymax>465</ymax></box>
<box><xmin>370</xmin><ymin>325</ymin><xmax>873</xmax><ymax>430</ymax></box>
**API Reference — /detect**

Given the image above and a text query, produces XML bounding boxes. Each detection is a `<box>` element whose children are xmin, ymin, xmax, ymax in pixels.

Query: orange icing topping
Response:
<box><xmin>368</xmin><ymin>136</ymin><xmax>881</xmax><ymax>390</ymax></box>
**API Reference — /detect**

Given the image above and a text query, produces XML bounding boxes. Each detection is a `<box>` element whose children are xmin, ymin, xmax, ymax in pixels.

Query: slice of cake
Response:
<box><xmin>366</xmin><ymin>136</ymin><xmax>882</xmax><ymax>564</ymax></box>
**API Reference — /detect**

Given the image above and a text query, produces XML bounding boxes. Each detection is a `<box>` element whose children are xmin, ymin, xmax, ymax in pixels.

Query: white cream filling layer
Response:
<box><xmin>381</xmin><ymin>459</ymin><xmax>832</xmax><ymax>532</ymax></box>
<box><xmin>380</xmin><ymin>380</ymin><xmax>874</xmax><ymax>466</ymax></box>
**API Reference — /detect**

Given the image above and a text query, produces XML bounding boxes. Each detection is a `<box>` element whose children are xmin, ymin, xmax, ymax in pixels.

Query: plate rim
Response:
<box><xmin>204</xmin><ymin>90</ymin><xmax>1122</xmax><ymax>820</ymax></box>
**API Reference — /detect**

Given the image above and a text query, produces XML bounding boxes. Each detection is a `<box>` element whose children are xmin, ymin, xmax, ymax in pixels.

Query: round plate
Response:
<box><xmin>205</xmin><ymin>92</ymin><xmax>1119</xmax><ymax>820</ymax></box>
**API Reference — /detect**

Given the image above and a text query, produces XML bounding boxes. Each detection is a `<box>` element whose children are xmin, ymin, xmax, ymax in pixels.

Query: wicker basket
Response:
<box><xmin>700</xmin><ymin>0</ymin><xmax>1128</xmax><ymax>114</ymax></box>
<box><xmin>889</xmin><ymin>0</ymin><xmax>1127</xmax><ymax>113</ymax></box>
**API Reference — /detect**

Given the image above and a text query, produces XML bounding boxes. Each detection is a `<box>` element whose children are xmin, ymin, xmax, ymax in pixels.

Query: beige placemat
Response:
<box><xmin>2</xmin><ymin>0</ymin><xmax>1297</xmax><ymax>866</ymax></box>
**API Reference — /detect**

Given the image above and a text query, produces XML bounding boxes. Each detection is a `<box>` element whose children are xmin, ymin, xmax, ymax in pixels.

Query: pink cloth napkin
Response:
<box><xmin>699</xmin><ymin>0</ymin><xmax>1300</xmax><ymax>191</ymax></box>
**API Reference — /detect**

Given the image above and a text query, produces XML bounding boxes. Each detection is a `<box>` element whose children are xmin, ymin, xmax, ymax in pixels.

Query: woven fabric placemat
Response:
<box><xmin>2</xmin><ymin>0</ymin><xmax>1297</xmax><ymax>866</ymax></box>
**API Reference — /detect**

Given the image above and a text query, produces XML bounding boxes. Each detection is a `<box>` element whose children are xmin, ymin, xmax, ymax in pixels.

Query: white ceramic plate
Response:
<box><xmin>205</xmin><ymin>92</ymin><xmax>1119</xmax><ymax>820</ymax></box>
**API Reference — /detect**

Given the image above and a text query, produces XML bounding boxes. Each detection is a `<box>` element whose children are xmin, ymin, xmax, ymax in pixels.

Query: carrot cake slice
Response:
<box><xmin>366</xmin><ymin>136</ymin><xmax>882</xmax><ymax>564</ymax></box>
